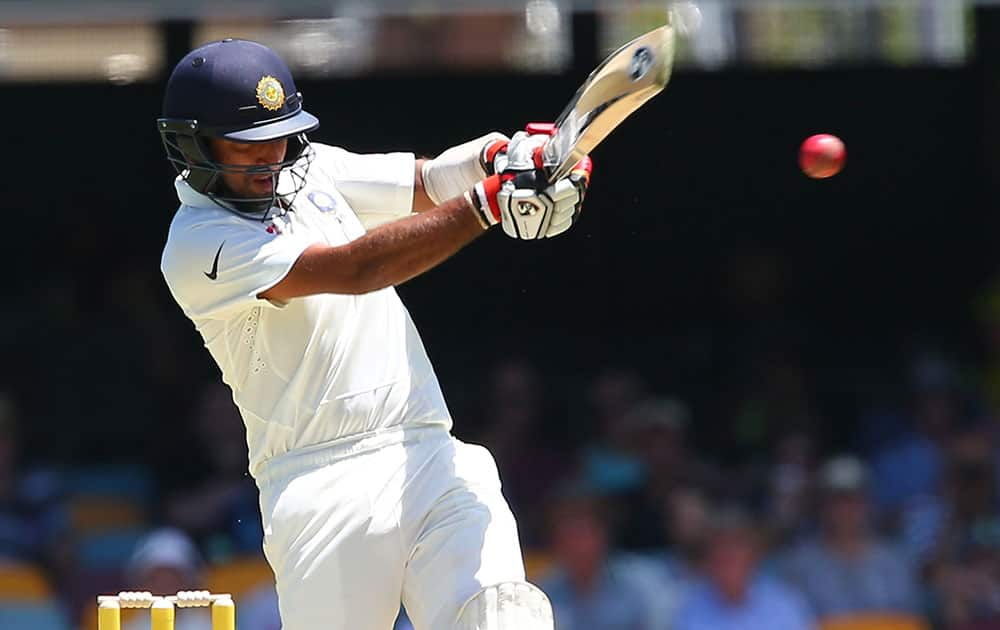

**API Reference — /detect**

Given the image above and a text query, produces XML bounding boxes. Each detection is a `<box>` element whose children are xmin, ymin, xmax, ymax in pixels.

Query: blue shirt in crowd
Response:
<box><xmin>675</xmin><ymin>575</ymin><xmax>814</xmax><ymax>630</ymax></box>
<box><xmin>779</xmin><ymin>539</ymin><xmax>919</xmax><ymax>619</ymax></box>
<box><xmin>542</xmin><ymin>560</ymin><xmax>658</xmax><ymax>630</ymax></box>
<box><xmin>872</xmin><ymin>434</ymin><xmax>941</xmax><ymax>513</ymax></box>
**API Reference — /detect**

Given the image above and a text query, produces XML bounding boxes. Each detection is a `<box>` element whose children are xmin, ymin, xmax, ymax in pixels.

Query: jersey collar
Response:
<box><xmin>174</xmin><ymin>175</ymin><xmax>293</xmax><ymax>220</ymax></box>
<box><xmin>174</xmin><ymin>176</ymin><xmax>216</xmax><ymax>208</ymax></box>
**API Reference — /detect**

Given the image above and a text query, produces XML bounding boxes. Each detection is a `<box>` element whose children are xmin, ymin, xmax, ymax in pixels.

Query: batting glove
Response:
<box><xmin>469</xmin><ymin>155</ymin><xmax>592</xmax><ymax>239</ymax></box>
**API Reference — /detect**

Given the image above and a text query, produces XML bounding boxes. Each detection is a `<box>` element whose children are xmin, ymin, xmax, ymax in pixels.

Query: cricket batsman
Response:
<box><xmin>158</xmin><ymin>39</ymin><xmax>591</xmax><ymax>629</ymax></box>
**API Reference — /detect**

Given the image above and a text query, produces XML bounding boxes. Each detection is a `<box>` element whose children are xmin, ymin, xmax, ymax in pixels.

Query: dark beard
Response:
<box><xmin>210</xmin><ymin>174</ymin><xmax>282</xmax><ymax>216</ymax></box>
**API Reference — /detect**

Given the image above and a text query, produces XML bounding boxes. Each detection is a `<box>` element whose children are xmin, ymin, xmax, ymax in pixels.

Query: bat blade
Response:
<box><xmin>543</xmin><ymin>18</ymin><xmax>676</xmax><ymax>182</ymax></box>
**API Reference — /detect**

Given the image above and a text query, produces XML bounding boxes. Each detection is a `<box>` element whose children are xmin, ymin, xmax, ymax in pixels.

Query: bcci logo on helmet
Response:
<box><xmin>629</xmin><ymin>46</ymin><xmax>654</xmax><ymax>81</ymax></box>
<box><xmin>256</xmin><ymin>75</ymin><xmax>285</xmax><ymax>111</ymax></box>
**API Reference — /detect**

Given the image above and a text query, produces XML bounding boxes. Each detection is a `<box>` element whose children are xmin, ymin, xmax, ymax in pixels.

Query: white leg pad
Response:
<box><xmin>455</xmin><ymin>582</ymin><xmax>554</xmax><ymax>630</ymax></box>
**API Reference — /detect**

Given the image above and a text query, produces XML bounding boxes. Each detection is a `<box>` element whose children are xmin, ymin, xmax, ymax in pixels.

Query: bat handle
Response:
<box><xmin>570</xmin><ymin>156</ymin><xmax>593</xmax><ymax>181</ymax></box>
<box><xmin>524</xmin><ymin>122</ymin><xmax>558</xmax><ymax>174</ymax></box>
<box><xmin>526</xmin><ymin>122</ymin><xmax>556</xmax><ymax>135</ymax></box>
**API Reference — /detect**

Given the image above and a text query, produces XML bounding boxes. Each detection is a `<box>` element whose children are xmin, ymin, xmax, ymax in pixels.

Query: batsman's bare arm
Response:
<box><xmin>259</xmin><ymin>194</ymin><xmax>484</xmax><ymax>300</ymax></box>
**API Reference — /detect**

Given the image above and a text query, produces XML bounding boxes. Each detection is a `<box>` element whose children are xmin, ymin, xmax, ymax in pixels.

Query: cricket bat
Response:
<box><xmin>535</xmin><ymin>15</ymin><xmax>677</xmax><ymax>183</ymax></box>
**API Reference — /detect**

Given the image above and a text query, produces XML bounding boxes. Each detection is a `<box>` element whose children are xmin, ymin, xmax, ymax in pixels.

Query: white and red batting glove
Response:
<box><xmin>469</xmin><ymin>128</ymin><xmax>593</xmax><ymax>239</ymax></box>
<box><xmin>421</xmin><ymin>132</ymin><xmax>510</xmax><ymax>206</ymax></box>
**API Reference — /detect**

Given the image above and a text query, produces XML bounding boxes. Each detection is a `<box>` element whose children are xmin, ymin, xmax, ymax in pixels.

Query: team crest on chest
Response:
<box><xmin>308</xmin><ymin>191</ymin><xmax>338</xmax><ymax>213</ymax></box>
<box><xmin>256</xmin><ymin>75</ymin><xmax>285</xmax><ymax>111</ymax></box>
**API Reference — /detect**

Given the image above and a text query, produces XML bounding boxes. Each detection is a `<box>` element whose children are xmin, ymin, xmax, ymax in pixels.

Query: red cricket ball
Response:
<box><xmin>799</xmin><ymin>134</ymin><xmax>846</xmax><ymax>179</ymax></box>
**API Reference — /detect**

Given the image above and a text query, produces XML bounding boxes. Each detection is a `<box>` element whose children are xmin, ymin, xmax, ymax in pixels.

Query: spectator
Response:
<box><xmin>0</xmin><ymin>394</ymin><xmax>68</xmax><ymax>568</ymax></box>
<box><xmin>662</xmin><ymin>485</ymin><xmax>711</xmax><ymax>583</ymax></box>
<box><xmin>871</xmin><ymin>355</ymin><xmax>962</xmax><ymax>517</ymax></box>
<box><xmin>726</xmin><ymin>347</ymin><xmax>818</xmax><ymax>465</ymax></box>
<box><xmin>166</xmin><ymin>383</ymin><xmax>262</xmax><ymax>560</ymax></box>
<box><xmin>628</xmin><ymin>398</ymin><xmax>717</xmax><ymax>498</ymax></box>
<box><xmin>123</xmin><ymin>528</ymin><xmax>210</xmax><ymax>630</ymax></box>
<box><xmin>634</xmin><ymin>485</ymin><xmax>712</xmax><ymax>630</ymax></box>
<box><xmin>970</xmin><ymin>282</ymin><xmax>1000</xmax><ymax>517</ymax></box>
<box><xmin>474</xmin><ymin>359</ymin><xmax>569</xmax><ymax>543</ymax></box>
<box><xmin>925</xmin><ymin>434</ymin><xmax>1000</xmax><ymax>629</ymax></box>
<box><xmin>767</xmin><ymin>431</ymin><xmax>818</xmax><ymax>544</ymax></box>
<box><xmin>238</xmin><ymin>581</ymin><xmax>282</xmax><ymax>630</ymax></box>
<box><xmin>540</xmin><ymin>489</ymin><xmax>659</xmax><ymax>630</ymax></box>
<box><xmin>618</xmin><ymin>397</ymin><xmax>705</xmax><ymax>548</ymax></box>
<box><xmin>779</xmin><ymin>456</ymin><xmax>921</xmax><ymax>620</ymax></box>
<box><xmin>675</xmin><ymin>505</ymin><xmax>813</xmax><ymax>630</ymax></box>
<box><xmin>580</xmin><ymin>369</ymin><xmax>649</xmax><ymax>494</ymax></box>
<box><xmin>975</xmin><ymin>279</ymin><xmax>1000</xmax><ymax>418</ymax></box>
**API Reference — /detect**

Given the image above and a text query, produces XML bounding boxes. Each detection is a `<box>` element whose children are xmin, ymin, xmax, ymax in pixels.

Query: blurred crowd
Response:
<box><xmin>454</xmin><ymin>350</ymin><xmax>1000</xmax><ymax>630</ymax></box>
<box><xmin>3</xmin><ymin>271</ymin><xmax>1000</xmax><ymax>630</ymax></box>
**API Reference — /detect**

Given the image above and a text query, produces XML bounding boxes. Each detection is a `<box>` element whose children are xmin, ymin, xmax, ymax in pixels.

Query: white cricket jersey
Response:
<box><xmin>160</xmin><ymin>143</ymin><xmax>453</xmax><ymax>479</ymax></box>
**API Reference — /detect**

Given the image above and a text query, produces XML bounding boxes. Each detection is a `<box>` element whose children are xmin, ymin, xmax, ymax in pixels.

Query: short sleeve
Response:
<box><xmin>161</xmin><ymin>212</ymin><xmax>317</xmax><ymax>320</ymax></box>
<box><xmin>311</xmin><ymin>143</ymin><xmax>416</xmax><ymax>229</ymax></box>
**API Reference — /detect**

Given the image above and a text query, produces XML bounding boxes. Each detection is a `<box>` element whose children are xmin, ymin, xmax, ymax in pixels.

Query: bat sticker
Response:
<box><xmin>629</xmin><ymin>46</ymin><xmax>655</xmax><ymax>81</ymax></box>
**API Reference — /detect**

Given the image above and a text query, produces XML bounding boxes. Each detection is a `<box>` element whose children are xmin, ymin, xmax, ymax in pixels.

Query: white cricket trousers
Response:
<box><xmin>256</xmin><ymin>426</ymin><xmax>526</xmax><ymax>630</ymax></box>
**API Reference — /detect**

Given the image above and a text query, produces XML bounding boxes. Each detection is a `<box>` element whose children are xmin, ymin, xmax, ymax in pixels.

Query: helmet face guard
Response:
<box><xmin>157</xmin><ymin>39</ymin><xmax>321</xmax><ymax>219</ymax></box>
<box><xmin>158</xmin><ymin>119</ymin><xmax>315</xmax><ymax>219</ymax></box>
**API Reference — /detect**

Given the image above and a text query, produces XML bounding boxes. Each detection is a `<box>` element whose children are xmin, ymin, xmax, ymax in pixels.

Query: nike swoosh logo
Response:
<box><xmin>204</xmin><ymin>241</ymin><xmax>225</xmax><ymax>280</ymax></box>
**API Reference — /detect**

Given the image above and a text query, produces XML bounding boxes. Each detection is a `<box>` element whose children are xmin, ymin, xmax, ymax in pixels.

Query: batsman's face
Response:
<box><xmin>210</xmin><ymin>138</ymin><xmax>288</xmax><ymax>198</ymax></box>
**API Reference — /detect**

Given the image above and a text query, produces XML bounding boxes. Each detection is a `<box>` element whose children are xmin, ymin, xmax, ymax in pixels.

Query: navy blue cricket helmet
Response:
<box><xmin>157</xmin><ymin>39</ymin><xmax>320</xmax><ymax>215</ymax></box>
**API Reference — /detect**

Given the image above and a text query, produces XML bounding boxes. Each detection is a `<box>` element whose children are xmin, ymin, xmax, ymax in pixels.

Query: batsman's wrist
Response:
<box><xmin>470</xmin><ymin>177</ymin><xmax>502</xmax><ymax>230</ymax></box>
<box><xmin>464</xmin><ymin>191</ymin><xmax>490</xmax><ymax>230</ymax></box>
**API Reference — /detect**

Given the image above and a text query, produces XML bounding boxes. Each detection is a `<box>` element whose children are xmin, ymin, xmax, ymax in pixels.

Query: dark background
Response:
<box><xmin>1</xmin><ymin>20</ymin><xmax>995</xmax><ymax>465</ymax></box>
